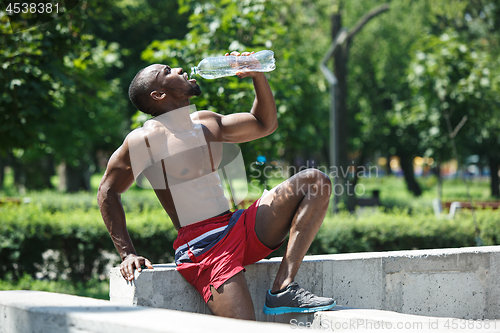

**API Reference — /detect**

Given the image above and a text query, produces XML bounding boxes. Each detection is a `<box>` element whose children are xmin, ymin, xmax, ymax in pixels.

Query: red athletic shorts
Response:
<box><xmin>173</xmin><ymin>198</ymin><xmax>277</xmax><ymax>303</ymax></box>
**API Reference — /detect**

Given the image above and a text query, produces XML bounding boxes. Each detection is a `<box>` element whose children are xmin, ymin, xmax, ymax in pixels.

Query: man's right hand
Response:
<box><xmin>120</xmin><ymin>254</ymin><xmax>154</xmax><ymax>281</ymax></box>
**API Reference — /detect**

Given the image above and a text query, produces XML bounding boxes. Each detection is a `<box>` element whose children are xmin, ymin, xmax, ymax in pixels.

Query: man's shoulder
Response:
<box><xmin>122</xmin><ymin>128</ymin><xmax>142</xmax><ymax>149</ymax></box>
<box><xmin>191</xmin><ymin>110</ymin><xmax>221</xmax><ymax>122</ymax></box>
<box><xmin>125</xmin><ymin>123</ymin><xmax>165</xmax><ymax>143</ymax></box>
<box><xmin>125</xmin><ymin>127</ymin><xmax>144</xmax><ymax>139</ymax></box>
<box><xmin>191</xmin><ymin>110</ymin><xmax>223</xmax><ymax>132</ymax></box>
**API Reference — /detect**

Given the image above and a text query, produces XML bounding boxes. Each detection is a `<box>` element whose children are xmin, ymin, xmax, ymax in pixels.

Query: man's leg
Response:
<box><xmin>255</xmin><ymin>169</ymin><xmax>331</xmax><ymax>292</ymax></box>
<box><xmin>206</xmin><ymin>271</ymin><xmax>256</xmax><ymax>320</ymax></box>
<box><xmin>206</xmin><ymin>169</ymin><xmax>331</xmax><ymax>319</ymax></box>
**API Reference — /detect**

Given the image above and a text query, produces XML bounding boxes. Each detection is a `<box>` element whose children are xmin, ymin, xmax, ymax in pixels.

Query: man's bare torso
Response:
<box><xmin>127</xmin><ymin>105</ymin><xmax>230</xmax><ymax>230</ymax></box>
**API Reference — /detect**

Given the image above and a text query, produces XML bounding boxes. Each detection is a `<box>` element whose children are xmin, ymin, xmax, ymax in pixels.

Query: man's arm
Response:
<box><xmin>97</xmin><ymin>137</ymin><xmax>153</xmax><ymax>281</ymax></box>
<box><xmin>200</xmin><ymin>52</ymin><xmax>278</xmax><ymax>144</ymax></box>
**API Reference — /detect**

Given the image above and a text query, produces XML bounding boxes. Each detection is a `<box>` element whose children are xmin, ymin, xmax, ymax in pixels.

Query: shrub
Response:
<box><xmin>272</xmin><ymin>208</ymin><xmax>500</xmax><ymax>257</ymax></box>
<box><xmin>313</xmin><ymin>208</ymin><xmax>499</xmax><ymax>254</ymax></box>
<box><xmin>1</xmin><ymin>203</ymin><xmax>499</xmax><ymax>283</ymax></box>
<box><xmin>0</xmin><ymin>273</ymin><xmax>109</xmax><ymax>300</ymax></box>
<box><xmin>18</xmin><ymin>189</ymin><xmax>162</xmax><ymax>213</ymax></box>
<box><xmin>0</xmin><ymin>203</ymin><xmax>175</xmax><ymax>282</ymax></box>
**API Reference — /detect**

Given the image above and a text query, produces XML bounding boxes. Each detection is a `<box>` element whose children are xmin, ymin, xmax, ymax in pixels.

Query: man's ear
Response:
<box><xmin>151</xmin><ymin>90</ymin><xmax>166</xmax><ymax>101</ymax></box>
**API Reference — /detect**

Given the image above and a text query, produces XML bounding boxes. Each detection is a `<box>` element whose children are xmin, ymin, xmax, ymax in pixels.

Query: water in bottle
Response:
<box><xmin>190</xmin><ymin>50</ymin><xmax>276</xmax><ymax>79</ymax></box>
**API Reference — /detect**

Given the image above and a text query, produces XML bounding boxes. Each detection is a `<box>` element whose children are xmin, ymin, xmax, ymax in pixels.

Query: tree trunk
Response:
<box><xmin>24</xmin><ymin>156</ymin><xmax>55</xmax><ymax>190</ymax></box>
<box><xmin>65</xmin><ymin>161</ymin><xmax>91</xmax><ymax>193</ymax></box>
<box><xmin>11</xmin><ymin>156</ymin><xmax>25</xmax><ymax>191</ymax></box>
<box><xmin>435</xmin><ymin>163</ymin><xmax>442</xmax><ymax>201</ymax></box>
<box><xmin>489</xmin><ymin>156</ymin><xmax>499</xmax><ymax>198</ymax></box>
<box><xmin>329</xmin><ymin>5</ymin><xmax>389</xmax><ymax>210</ymax></box>
<box><xmin>398</xmin><ymin>153</ymin><xmax>422</xmax><ymax>197</ymax></box>
<box><xmin>331</xmin><ymin>13</ymin><xmax>349</xmax><ymax>179</ymax></box>
<box><xmin>386</xmin><ymin>153</ymin><xmax>392</xmax><ymax>175</ymax></box>
<box><xmin>347</xmin><ymin>149</ymin><xmax>365</xmax><ymax>212</ymax></box>
<box><xmin>331</xmin><ymin>14</ymin><xmax>350</xmax><ymax>209</ymax></box>
<box><xmin>0</xmin><ymin>156</ymin><xmax>5</xmax><ymax>189</ymax></box>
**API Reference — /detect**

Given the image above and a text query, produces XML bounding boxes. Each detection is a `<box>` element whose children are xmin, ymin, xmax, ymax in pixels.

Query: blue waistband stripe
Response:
<box><xmin>174</xmin><ymin>209</ymin><xmax>243</xmax><ymax>265</ymax></box>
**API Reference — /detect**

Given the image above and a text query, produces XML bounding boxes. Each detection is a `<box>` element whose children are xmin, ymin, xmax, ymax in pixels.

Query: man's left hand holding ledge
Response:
<box><xmin>121</xmin><ymin>254</ymin><xmax>154</xmax><ymax>281</ymax></box>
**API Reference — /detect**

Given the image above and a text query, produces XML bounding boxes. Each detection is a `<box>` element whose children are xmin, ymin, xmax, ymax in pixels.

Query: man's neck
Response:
<box><xmin>151</xmin><ymin>100</ymin><xmax>190</xmax><ymax>117</ymax></box>
<box><xmin>151</xmin><ymin>105</ymin><xmax>196</xmax><ymax>132</ymax></box>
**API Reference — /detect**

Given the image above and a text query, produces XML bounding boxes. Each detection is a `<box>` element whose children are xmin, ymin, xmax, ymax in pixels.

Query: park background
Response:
<box><xmin>1</xmin><ymin>0</ymin><xmax>499</xmax><ymax>300</ymax></box>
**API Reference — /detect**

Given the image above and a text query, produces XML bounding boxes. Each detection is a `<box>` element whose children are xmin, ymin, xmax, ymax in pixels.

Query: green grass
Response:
<box><xmin>0</xmin><ymin>274</ymin><xmax>109</xmax><ymax>300</ymax></box>
<box><xmin>357</xmin><ymin>175</ymin><xmax>497</xmax><ymax>210</ymax></box>
<box><xmin>3</xmin><ymin>169</ymin><xmax>497</xmax><ymax>211</ymax></box>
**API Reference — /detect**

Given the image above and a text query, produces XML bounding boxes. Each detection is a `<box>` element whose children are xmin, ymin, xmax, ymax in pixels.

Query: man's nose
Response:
<box><xmin>176</xmin><ymin>68</ymin><xmax>184</xmax><ymax>74</ymax></box>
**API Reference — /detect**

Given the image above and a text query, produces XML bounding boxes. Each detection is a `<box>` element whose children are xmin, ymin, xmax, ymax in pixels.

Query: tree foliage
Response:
<box><xmin>1</xmin><ymin>0</ymin><xmax>498</xmax><ymax>197</ymax></box>
<box><xmin>344</xmin><ymin>0</ymin><xmax>499</xmax><ymax>196</ymax></box>
<box><xmin>140</xmin><ymin>0</ymin><xmax>333</xmax><ymax>170</ymax></box>
<box><xmin>402</xmin><ymin>1</ymin><xmax>500</xmax><ymax>197</ymax></box>
<box><xmin>1</xmin><ymin>0</ymin><xmax>191</xmax><ymax>191</ymax></box>
<box><xmin>1</xmin><ymin>2</ymin><xmax>126</xmax><ymax>189</ymax></box>
<box><xmin>404</xmin><ymin>31</ymin><xmax>499</xmax><ymax>159</ymax></box>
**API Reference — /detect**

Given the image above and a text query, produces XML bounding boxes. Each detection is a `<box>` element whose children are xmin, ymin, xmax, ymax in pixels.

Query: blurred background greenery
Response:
<box><xmin>1</xmin><ymin>0</ymin><xmax>499</xmax><ymax>299</ymax></box>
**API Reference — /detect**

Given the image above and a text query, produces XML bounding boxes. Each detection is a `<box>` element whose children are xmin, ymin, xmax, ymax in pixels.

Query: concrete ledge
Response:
<box><xmin>110</xmin><ymin>246</ymin><xmax>500</xmax><ymax>321</ymax></box>
<box><xmin>0</xmin><ymin>290</ymin><xmax>298</xmax><ymax>333</ymax></box>
<box><xmin>3</xmin><ymin>290</ymin><xmax>500</xmax><ymax>333</ymax></box>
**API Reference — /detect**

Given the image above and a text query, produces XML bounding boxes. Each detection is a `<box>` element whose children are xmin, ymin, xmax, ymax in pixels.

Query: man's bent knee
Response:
<box><xmin>298</xmin><ymin>168</ymin><xmax>331</xmax><ymax>182</ymax></box>
<box><xmin>296</xmin><ymin>169</ymin><xmax>331</xmax><ymax>198</ymax></box>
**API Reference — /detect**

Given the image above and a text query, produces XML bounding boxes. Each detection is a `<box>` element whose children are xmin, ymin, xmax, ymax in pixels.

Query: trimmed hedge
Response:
<box><xmin>19</xmin><ymin>189</ymin><xmax>162</xmax><ymax>213</ymax></box>
<box><xmin>1</xmin><ymin>203</ymin><xmax>499</xmax><ymax>282</ymax></box>
<box><xmin>267</xmin><ymin>208</ymin><xmax>500</xmax><ymax>258</ymax></box>
<box><xmin>313</xmin><ymin>208</ymin><xmax>500</xmax><ymax>254</ymax></box>
<box><xmin>0</xmin><ymin>273</ymin><xmax>109</xmax><ymax>300</ymax></box>
<box><xmin>0</xmin><ymin>203</ymin><xmax>176</xmax><ymax>282</ymax></box>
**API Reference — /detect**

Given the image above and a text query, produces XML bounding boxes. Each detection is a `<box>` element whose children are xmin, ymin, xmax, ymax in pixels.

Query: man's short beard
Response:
<box><xmin>188</xmin><ymin>84</ymin><xmax>202</xmax><ymax>96</ymax></box>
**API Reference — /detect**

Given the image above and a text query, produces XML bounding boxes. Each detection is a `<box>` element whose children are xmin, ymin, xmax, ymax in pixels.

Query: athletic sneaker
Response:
<box><xmin>263</xmin><ymin>282</ymin><xmax>336</xmax><ymax>315</ymax></box>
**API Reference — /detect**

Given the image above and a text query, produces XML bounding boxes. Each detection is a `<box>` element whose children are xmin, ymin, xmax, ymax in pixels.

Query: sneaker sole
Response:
<box><xmin>263</xmin><ymin>301</ymin><xmax>336</xmax><ymax>315</ymax></box>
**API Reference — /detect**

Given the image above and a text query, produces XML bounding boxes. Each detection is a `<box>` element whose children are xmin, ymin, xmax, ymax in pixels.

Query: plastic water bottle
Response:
<box><xmin>190</xmin><ymin>50</ymin><xmax>276</xmax><ymax>79</ymax></box>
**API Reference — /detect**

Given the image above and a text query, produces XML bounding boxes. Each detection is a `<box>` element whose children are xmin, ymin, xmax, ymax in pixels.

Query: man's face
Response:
<box><xmin>150</xmin><ymin>64</ymin><xmax>201</xmax><ymax>98</ymax></box>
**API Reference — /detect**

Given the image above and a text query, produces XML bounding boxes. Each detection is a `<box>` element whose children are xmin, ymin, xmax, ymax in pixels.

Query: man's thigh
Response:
<box><xmin>255</xmin><ymin>169</ymin><xmax>330</xmax><ymax>249</ymax></box>
<box><xmin>206</xmin><ymin>271</ymin><xmax>256</xmax><ymax>320</ymax></box>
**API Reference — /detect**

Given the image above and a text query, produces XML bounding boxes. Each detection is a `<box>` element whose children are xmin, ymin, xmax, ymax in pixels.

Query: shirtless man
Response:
<box><xmin>97</xmin><ymin>51</ymin><xmax>335</xmax><ymax>320</ymax></box>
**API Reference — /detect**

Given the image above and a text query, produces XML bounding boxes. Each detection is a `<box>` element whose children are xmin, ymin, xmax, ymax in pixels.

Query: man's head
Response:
<box><xmin>128</xmin><ymin>64</ymin><xmax>201</xmax><ymax>115</ymax></box>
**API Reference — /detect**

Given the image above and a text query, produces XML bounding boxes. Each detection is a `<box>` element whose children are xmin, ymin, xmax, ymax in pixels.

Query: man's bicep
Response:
<box><xmin>218</xmin><ymin>112</ymin><xmax>268</xmax><ymax>143</ymax></box>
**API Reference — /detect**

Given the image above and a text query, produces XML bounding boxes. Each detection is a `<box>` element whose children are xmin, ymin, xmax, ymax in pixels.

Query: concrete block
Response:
<box><xmin>110</xmin><ymin>264</ymin><xmax>208</xmax><ymax>314</ymax></box>
<box><xmin>108</xmin><ymin>266</ymin><xmax>135</xmax><ymax>305</ymax></box>
<box><xmin>384</xmin><ymin>270</ymin><xmax>405</xmax><ymax>311</ymax></box>
<box><xmin>487</xmin><ymin>251</ymin><xmax>500</xmax><ymax>319</ymax></box>
<box><xmin>330</xmin><ymin>257</ymin><xmax>383</xmax><ymax>309</ymax></box>
<box><xmin>399</xmin><ymin>272</ymin><xmax>486</xmax><ymax>319</ymax></box>
<box><xmin>246</xmin><ymin>260</ymin><xmax>273</xmax><ymax>322</ymax></box>
<box><xmin>382</xmin><ymin>247</ymin><xmax>495</xmax><ymax>319</ymax></box>
<box><xmin>109</xmin><ymin>247</ymin><xmax>500</xmax><ymax>323</ymax></box>
<box><xmin>0</xmin><ymin>291</ymin><xmax>300</xmax><ymax>333</ymax></box>
<box><xmin>294</xmin><ymin>260</ymin><xmax>324</xmax><ymax>296</ymax></box>
<box><xmin>322</xmin><ymin>258</ymin><xmax>335</xmax><ymax>298</ymax></box>
<box><xmin>457</xmin><ymin>251</ymin><xmax>491</xmax><ymax>272</ymax></box>
<box><xmin>383</xmin><ymin>251</ymin><xmax>490</xmax><ymax>274</ymax></box>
